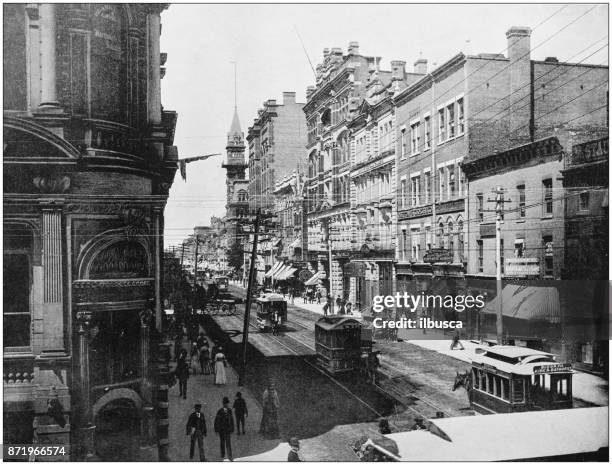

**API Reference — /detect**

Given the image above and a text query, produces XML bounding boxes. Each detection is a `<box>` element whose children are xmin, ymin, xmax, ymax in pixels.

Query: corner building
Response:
<box><xmin>3</xmin><ymin>4</ymin><xmax>177</xmax><ymax>460</ymax></box>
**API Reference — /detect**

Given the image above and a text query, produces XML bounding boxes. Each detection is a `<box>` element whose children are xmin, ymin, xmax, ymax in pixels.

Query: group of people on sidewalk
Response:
<box><xmin>185</xmin><ymin>392</ymin><xmax>248</xmax><ymax>461</ymax></box>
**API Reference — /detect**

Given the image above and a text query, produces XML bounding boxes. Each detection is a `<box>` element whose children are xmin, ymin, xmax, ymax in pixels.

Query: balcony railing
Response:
<box><xmin>4</xmin><ymin>357</ymin><xmax>35</xmax><ymax>384</ymax></box>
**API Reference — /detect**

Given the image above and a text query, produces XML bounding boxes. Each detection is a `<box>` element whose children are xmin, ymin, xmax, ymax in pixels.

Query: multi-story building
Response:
<box><xmin>303</xmin><ymin>42</ymin><xmax>384</xmax><ymax>302</ymax></box>
<box><xmin>345</xmin><ymin>60</ymin><xmax>424</xmax><ymax>308</ymax></box>
<box><xmin>561</xmin><ymin>137</ymin><xmax>608</xmax><ymax>371</ymax></box>
<box><xmin>394</xmin><ymin>26</ymin><xmax>608</xmax><ymax>298</ymax></box>
<box><xmin>3</xmin><ymin>4</ymin><xmax>177</xmax><ymax>460</ymax></box>
<box><xmin>273</xmin><ymin>171</ymin><xmax>306</xmax><ymax>262</ymax></box>
<box><xmin>245</xmin><ymin>93</ymin><xmax>306</xmax><ymax>282</ymax></box>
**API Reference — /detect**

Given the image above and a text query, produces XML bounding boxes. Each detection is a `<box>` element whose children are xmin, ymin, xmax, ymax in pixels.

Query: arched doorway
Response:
<box><xmin>94</xmin><ymin>395</ymin><xmax>141</xmax><ymax>460</ymax></box>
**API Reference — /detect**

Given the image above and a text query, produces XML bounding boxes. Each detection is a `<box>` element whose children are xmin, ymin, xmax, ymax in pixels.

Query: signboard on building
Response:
<box><xmin>534</xmin><ymin>363</ymin><xmax>572</xmax><ymax>375</ymax></box>
<box><xmin>423</xmin><ymin>248</ymin><xmax>453</xmax><ymax>264</ymax></box>
<box><xmin>479</xmin><ymin>223</ymin><xmax>496</xmax><ymax>238</ymax></box>
<box><xmin>505</xmin><ymin>258</ymin><xmax>540</xmax><ymax>277</ymax></box>
<box><xmin>397</xmin><ymin>205</ymin><xmax>432</xmax><ymax>220</ymax></box>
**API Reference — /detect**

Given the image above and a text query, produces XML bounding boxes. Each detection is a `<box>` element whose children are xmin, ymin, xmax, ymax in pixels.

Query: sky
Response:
<box><xmin>160</xmin><ymin>3</ymin><xmax>608</xmax><ymax>246</ymax></box>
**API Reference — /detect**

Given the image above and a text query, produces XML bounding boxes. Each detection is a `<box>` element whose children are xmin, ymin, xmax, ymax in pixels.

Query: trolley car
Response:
<box><xmin>214</xmin><ymin>275</ymin><xmax>230</xmax><ymax>293</ymax></box>
<box><xmin>255</xmin><ymin>294</ymin><xmax>287</xmax><ymax>332</ymax></box>
<box><xmin>469</xmin><ymin>345</ymin><xmax>574</xmax><ymax>414</ymax></box>
<box><xmin>315</xmin><ymin>316</ymin><xmax>374</xmax><ymax>375</ymax></box>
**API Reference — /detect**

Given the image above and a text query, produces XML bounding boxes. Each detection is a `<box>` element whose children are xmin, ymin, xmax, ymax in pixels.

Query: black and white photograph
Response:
<box><xmin>2</xmin><ymin>2</ymin><xmax>609</xmax><ymax>461</ymax></box>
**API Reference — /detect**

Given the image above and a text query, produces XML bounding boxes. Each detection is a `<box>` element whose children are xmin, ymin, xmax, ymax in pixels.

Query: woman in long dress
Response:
<box><xmin>260</xmin><ymin>382</ymin><xmax>280</xmax><ymax>438</ymax></box>
<box><xmin>214</xmin><ymin>349</ymin><xmax>227</xmax><ymax>385</ymax></box>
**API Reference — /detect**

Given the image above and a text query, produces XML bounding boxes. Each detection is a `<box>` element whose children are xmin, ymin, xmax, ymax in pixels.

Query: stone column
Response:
<box><xmin>38</xmin><ymin>4</ymin><xmax>60</xmax><ymax>109</ymax></box>
<box><xmin>138</xmin><ymin>310</ymin><xmax>157</xmax><ymax>457</ymax></box>
<box><xmin>147</xmin><ymin>12</ymin><xmax>162</xmax><ymax>125</ymax></box>
<box><xmin>153</xmin><ymin>208</ymin><xmax>163</xmax><ymax>331</ymax></box>
<box><xmin>75</xmin><ymin>312</ymin><xmax>95</xmax><ymax>460</ymax></box>
<box><xmin>42</xmin><ymin>207</ymin><xmax>65</xmax><ymax>353</ymax></box>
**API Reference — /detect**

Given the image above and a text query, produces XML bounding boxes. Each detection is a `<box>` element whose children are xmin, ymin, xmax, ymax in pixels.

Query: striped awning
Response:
<box><xmin>271</xmin><ymin>264</ymin><xmax>288</xmax><ymax>280</ymax></box>
<box><xmin>304</xmin><ymin>271</ymin><xmax>323</xmax><ymax>286</ymax></box>
<box><xmin>289</xmin><ymin>237</ymin><xmax>301</xmax><ymax>248</ymax></box>
<box><xmin>277</xmin><ymin>267</ymin><xmax>297</xmax><ymax>281</ymax></box>
<box><xmin>265</xmin><ymin>261</ymin><xmax>284</xmax><ymax>278</ymax></box>
<box><xmin>484</xmin><ymin>285</ymin><xmax>560</xmax><ymax>323</ymax></box>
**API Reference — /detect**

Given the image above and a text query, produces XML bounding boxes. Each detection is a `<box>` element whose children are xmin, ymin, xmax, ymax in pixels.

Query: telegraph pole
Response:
<box><xmin>239</xmin><ymin>209</ymin><xmax>261</xmax><ymax>386</ymax></box>
<box><xmin>327</xmin><ymin>220</ymin><xmax>334</xmax><ymax>314</ymax></box>
<box><xmin>487</xmin><ymin>187</ymin><xmax>510</xmax><ymax>345</ymax></box>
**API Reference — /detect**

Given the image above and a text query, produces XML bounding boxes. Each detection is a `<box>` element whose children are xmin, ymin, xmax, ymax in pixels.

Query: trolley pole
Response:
<box><xmin>239</xmin><ymin>209</ymin><xmax>261</xmax><ymax>386</ymax></box>
<box><xmin>488</xmin><ymin>187</ymin><xmax>510</xmax><ymax>345</ymax></box>
<box><xmin>327</xmin><ymin>220</ymin><xmax>334</xmax><ymax>314</ymax></box>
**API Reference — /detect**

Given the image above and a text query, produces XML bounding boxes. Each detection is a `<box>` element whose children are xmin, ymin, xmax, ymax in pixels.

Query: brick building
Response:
<box><xmin>3</xmin><ymin>4</ymin><xmax>177</xmax><ymax>460</ymax></box>
<box><xmin>245</xmin><ymin>93</ymin><xmax>307</xmax><ymax>281</ymax></box>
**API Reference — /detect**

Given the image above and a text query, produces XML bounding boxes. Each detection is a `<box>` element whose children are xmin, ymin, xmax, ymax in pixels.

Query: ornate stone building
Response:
<box><xmin>3</xmin><ymin>4</ymin><xmax>177</xmax><ymax>460</ymax></box>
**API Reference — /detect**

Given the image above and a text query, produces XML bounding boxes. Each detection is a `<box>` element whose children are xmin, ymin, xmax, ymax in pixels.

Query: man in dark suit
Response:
<box><xmin>186</xmin><ymin>403</ymin><xmax>206</xmax><ymax>460</ymax></box>
<box><xmin>214</xmin><ymin>397</ymin><xmax>234</xmax><ymax>460</ymax></box>
<box><xmin>233</xmin><ymin>392</ymin><xmax>248</xmax><ymax>435</ymax></box>
<box><xmin>288</xmin><ymin>437</ymin><xmax>301</xmax><ymax>461</ymax></box>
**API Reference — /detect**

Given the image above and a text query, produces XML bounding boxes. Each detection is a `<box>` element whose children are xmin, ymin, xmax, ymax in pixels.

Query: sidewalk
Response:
<box><xmin>167</xmin><ymin>332</ymin><xmax>281</xmax><ymax>461</ymax></box>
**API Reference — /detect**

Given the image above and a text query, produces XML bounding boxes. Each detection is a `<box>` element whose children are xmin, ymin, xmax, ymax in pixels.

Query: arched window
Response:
<box><xmin>457</xmin><ymin>219</ymin><xmax>464</xmax><ymax>262</ymax></box>
<box><xmin>447</xmin><ymin>220</ymin><xmax>454</xmax><ymax>256</ymax></box>
<box><xmin>237</xmin><ymin>190</ymin><xmax>247</xmax><ymax>202</ymax></box>
<box><xmin>438</xmin><ymin>222</ymin><xmax>445</xmax><ymax>248</ymax></box>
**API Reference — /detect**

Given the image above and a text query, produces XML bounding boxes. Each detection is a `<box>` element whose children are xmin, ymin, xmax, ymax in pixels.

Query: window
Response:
<box><xmin>447</xmin><ymin>103</ymin><xmax>455</xmax><ymax>138</ymax></box>
<box><xmin>424</xmin><ymin>116</ymin><xmax>431</xmax><ymax>149</ymax></box>
<box><xmin>543</xmin><ymin>178</ymin><xmax>553</xmax><ymax>215</ymax></box>
<box><xmin>4</xmin><ymin>223</ymin><xmax>33</xmax><ymax>349</ymax></box>
<box><xmin>477</xmin><ymin>240</ymin><xmax>483</xmax><ymax>272</ymax></box>
<box><xmin>400</xmin><ymin>129</ymin><xmax>407</xmax><ymax>159</ymax></box>
<box><xmin>401</xmin><ymin>229</ymin><xmax>408</xmax><ymax>261</ymax></box>
<box><xmin>411</xmin><ymin>176</ymin><xmax>420</xmax><ymax>206</ymax></box>
<box><xmin>425</xmin><ymin>226</ymin><xmax>432</xmax><ymax>251</ymax></box>
<box><xmin>457</xmin><ymin>98</ymin><xmax>465</xmax><ymax>135</ymax></box>
<box><xmin>410</xmin><ymin>122</ymin><xmax>420</xmax><ymax>155</ymax></box>
<box><xmin>400</xmin><ymin>179</ymin><xmax>407</xmax><ymax>209</ymax></box>
<box><xmin>424</xmin><ymin>172</ymin><xmax>431</xmax><ymax>204</ymax></box>
<box><xmin>439</xmin><ymin>168</ymin><xmax>446</xmax><ymax>202</ymax></box>
<box><xmin>514</xmin><ymin>240</ymin><xmax>525</xmax><ymax>258</ymax></box>
<box><xmin>457</xmin><ymin>220</ymin><xmax>464</xmax><ymax>262</ymax></box>
<box><xmin>448</xmin><ymin>166</ymin><xmax>456</xmax><ymax>199</ymax></box>
<box><xmin>477</xmin><ymin>193</ymin><xmax>484</xmax><ymax>222</ymax></box>
<box><xmin>579</xmin><ymin>192</ymin><xmax>590</xmax><ymax>211</ymax></box>
<box><xmin>438</xmin><ymin>109</ymin><xmax>445</xmax><ymax>142</ymax></box>
<box><xmin>517</xmin><ymin>185</ymin><xmax>526</xmax><ymax>218</ymax></box>
<box><xmin>411</xmin><ymin>229</ymin><xmax>421</xmax><ymax>261</ymax></box>
<box><xmin>448</xmin><ymin>221</ymin><xmax>454</xmax><ymax>256</ymax></box>
<box><xmin>438</xmin><ymin>222</ymin><xmax>445</xmax><ymax>248</ymax></box>
<box><xmin>543</xmin><ymin>236</ymin><xmax>554</xmax><ymax>276</ymax></box>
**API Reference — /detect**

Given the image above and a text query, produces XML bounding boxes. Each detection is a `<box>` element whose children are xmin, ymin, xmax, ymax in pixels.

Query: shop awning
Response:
<box><xmin>289</xmin><ymin>238</ymin><xmax>301</xmax><ymax>248</ymax></box>
<box><xmin>304</xmin><ymin>271</ymin><xmax>323</xmax><ymax>286</ymax></box>
<box><xmin>271</xmin><ymin>264</ymin><xmax>288</xmax><ymax>280</ymax></box>
<box><xmin>265</xmin><ymin>261</ymin><xmax>283</xmax><ymax>278</ymax></box>
<box><xmin>277</xmin><ymin>267</ymin><xmax>297</xmax><ymax>281</ymax></box>
<box><xmin>484</xmin><ymin>284</ymin><xmax>560</xmax><ymax>323</ymax></box>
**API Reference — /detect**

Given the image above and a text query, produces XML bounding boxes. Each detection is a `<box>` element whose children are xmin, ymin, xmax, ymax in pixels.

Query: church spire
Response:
<box><xmin>227</xmin><ymin>106</ymin><xmax>243</xmax><ymax>144</ymax></box>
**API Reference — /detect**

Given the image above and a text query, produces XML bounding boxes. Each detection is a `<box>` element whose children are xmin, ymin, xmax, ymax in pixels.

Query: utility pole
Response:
<box><xmin>239</xmin><ymin>209</ymin><xmax>261</xmax><ymax>386</ymax></box>
<box><xmin>193</xmin><ymin>237</ymin><xmax>200</xmax><ymax>312</ymax></box>
<box><xmin>487</xmin><ymin>187</ymin><xmax>510</xmax><ymax>345</ymax></box>
<box><xmin>327</xmin><ymin>220</ymin><xmax>334</xmax><ymax>314</ymax></box>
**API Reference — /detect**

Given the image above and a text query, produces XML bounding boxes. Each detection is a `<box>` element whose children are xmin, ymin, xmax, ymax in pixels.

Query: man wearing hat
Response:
<box><xmin>288</xmin><ymin>437</ymin><xmax>301</xmax><ymax>461</ymax></box>
<box><xmin>186</xmin><ymin>403</ymin><xmax>207</xmax><ymax>460</ymax></box>
<box><xmin>214</xmin><ymin>397</ymin><xmax>234</xmax><ymax>461</ymax></box>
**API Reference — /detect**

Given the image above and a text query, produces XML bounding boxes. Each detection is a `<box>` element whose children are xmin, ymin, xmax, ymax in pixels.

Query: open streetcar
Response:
<box><xmin>213</xmin><ymin>275</ymin><xmax>230</xmax><ymax>293</ymax></box>
<box><xmin>255</xmin><ymin>294</ymin><xmax>287</xmax><ymax>332</ymax></box>
<box><xmin>314</xmin><ymin>316</ymin><xmax>375</xmax><ymax>375</ymax></box>
<box><xmin>468</xmin><ymin>345</ymin><xmax>574</xmax><ymax>414</ymax></box>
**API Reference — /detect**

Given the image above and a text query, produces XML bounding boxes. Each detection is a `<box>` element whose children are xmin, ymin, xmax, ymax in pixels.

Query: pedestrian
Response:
<box><xmin>315</xmin><ymin>289</ymin><xmax>321</xmax><ymax>304</ymax></box>
<box><xmin>345</xmin><ymin>301</ymin><xmax>353</xmax><ymax>315</ymax></box>
<box><xmin>322</xmin><ymin>300</ymin><xmax>329</xmax><ymax>316</ymax></box>
<box><xmin>288</xmin><ymin>437</ymin><xmax>301</xmax><ymax>462</ymax></box>
<box><xmin>336</xmin><ymin>295</ymin><xmax>342</xmax><ymax>313</ymax></box>
<box><xmin>378</xmin><ymin>418</ymin><xmax>391</xmax><ymax>434</ymax></box>
<box><xmin>199</xmin><ymin>343</ymin><xmax>211</xmax><ymax>375</ymax></box>
<box><xmin>214</xmin><ymin>349</ymin><xmax>227</xmax><ymax>385</ymax></box>
<box><xmin>233</xmin><ymin>392</ymin><xmax>248</xmax><ymax>435</ymax></box>
<box><xmin>186</xmin><ymin>403</ymin><xmax>207</xmax><ymax>460</ymax></box>
<box><xmin>290</xmin><ymin>288</ymin><xmax>295</xmax><ymax>304</ymax></box>
<box><xmin>176</xmin><ymin>349</ymin><xmax>190</xmax><ymax>399</ymax></box>
<box><xmin>174</xmin><ymin>332</ymin><xmax>183</xmax><ymax>362</ymax></box>
<box><xmin>260</xmin><ymin>381</ymin><xmax>280</xmax><ymax>439</ymax></box>
<box><xmin>214</xmin><ymin>397</ymin><xmax>234</xmax><ymax>461</ymax></box>
<box><xmin>450</xmin><ymin>331</ymin><xmax>465</xmax><ymax>350</ymax></box>
<box><xmin>272</xmin><ymin>310</ymin><xmax>280</xmax><ymax>336</ymax></box>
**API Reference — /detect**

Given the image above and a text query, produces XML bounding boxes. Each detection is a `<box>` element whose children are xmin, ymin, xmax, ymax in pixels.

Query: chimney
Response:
<box><xmin>347</xmin><ymin>41</ymin><xmax>359</xmax><ymax>56</ymax></box>
<box><xmin>391</xmin><ymin>60</ymin><xmax>406</xmax><ymax>81</ymax></box>
<box><xmin>414</xmin><ymin>58</ymin><xmax>428</xmax><ymax>74</ymax></box>
<box><xmin>283</xmin><ymin>91</ymin><xmax>296</xmax><ymax>105</ymax></box>
<box><xmin>506</xmin><ymin>26</ymin><xmax>532</xmax><ymax>142</ymax></box>
<box><xmin>331</xmin><ymin>47</ymin><xmax>343</xmax><ymax>56</ymax></box>
<box><xmin>323</xmin><ymin>48</ymin><xmax>330</xmax><ymax>59</ymax></box>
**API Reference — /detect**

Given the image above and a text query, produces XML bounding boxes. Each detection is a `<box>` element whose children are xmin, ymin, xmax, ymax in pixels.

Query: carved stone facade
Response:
<box><xmin>3</xmin><ymin>4</ymin><xmax>177</xmax><ymax>460</ymax></box>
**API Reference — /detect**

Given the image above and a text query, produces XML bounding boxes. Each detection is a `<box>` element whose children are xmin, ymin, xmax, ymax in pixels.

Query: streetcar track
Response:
<box><xmin>225</xmin><ymin>288</ymin><xmax>455</xmax><ymax>423</ymax></box>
